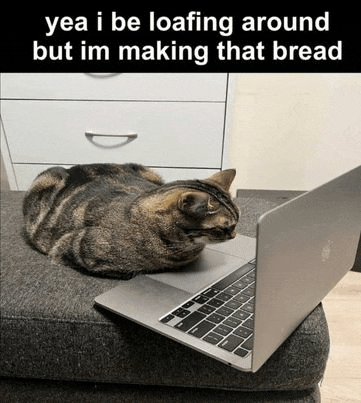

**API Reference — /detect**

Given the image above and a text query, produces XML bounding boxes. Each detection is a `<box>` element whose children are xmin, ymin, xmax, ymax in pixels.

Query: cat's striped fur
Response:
<box><xmin>23</xmin><ymin>163</ymin><xmax>239</xmax><ymax>278</ymax></box>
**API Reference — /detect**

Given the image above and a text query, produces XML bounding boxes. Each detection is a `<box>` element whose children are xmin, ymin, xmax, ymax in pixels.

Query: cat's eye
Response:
<box><xmin>207</xmin><ymin>198</ymin><xmax>220</xmax><ymax>211</ymax></box>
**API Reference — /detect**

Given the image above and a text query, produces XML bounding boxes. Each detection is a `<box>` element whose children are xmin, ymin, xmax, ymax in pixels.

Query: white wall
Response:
<box><xmin>228</xmin><ymin>73</ymin><xmax>361</xmax><ymax>191</ymax></box>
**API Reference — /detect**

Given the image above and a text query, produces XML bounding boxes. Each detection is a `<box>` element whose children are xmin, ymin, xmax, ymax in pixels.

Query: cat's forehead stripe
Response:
<box><xmin>160</xmin><ymin>180</ymin><xmax>239</xmax><ymax>220</ymax></box>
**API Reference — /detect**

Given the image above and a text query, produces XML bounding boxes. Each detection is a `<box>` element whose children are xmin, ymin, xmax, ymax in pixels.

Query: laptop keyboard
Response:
<box><xmin>159</xmin><ymin>259</ymin><xmax>256</xmax><ymax>358</ymax></box>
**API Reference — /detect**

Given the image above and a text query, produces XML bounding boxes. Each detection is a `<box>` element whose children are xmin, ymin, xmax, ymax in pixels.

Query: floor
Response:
<box><xmin>321</xmin><ymin>270</ymin><xmax>361</xmax><ymax>402</ymax></box>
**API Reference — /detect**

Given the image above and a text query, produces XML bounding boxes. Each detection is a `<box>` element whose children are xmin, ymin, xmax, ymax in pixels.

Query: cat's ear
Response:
<box><xmin>178</xmin><ymin>191</ymin><xmax>209</xmax><ymax>216</ymax></box>
<box><xmin>206</xmin><ymin>169</ymin><xmax>236</xmax><ymax>192</ymax></box>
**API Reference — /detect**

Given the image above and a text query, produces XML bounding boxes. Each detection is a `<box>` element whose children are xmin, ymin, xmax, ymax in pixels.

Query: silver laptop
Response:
<box><xmin>95</xmin><ymin>165</ymin><xmax>361</xmax><ymax>372</ymax></box>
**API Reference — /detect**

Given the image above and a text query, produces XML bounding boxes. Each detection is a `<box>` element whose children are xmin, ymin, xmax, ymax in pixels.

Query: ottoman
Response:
<box><xmin>0</xmin><ymin>191</ymin><xmax>330</xmax><ymax>402</ymax></box>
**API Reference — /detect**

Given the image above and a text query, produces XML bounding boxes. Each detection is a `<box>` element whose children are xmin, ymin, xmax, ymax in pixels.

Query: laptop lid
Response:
<box><xmin>251</xmin><ymin>165</ymin><xmax>361</xmax><ymax>371</ymax></box>
<box><xmin>95</xmin><ymin>165</ymin><xmax>360</xmax><ymax>373</ymax></box>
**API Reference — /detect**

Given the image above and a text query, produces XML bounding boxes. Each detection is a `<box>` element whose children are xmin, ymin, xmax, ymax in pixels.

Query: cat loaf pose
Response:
<box><xmin>23</xmin><ymin>163</ymin><xmax>239</xmax><ymax>278</ymax></box>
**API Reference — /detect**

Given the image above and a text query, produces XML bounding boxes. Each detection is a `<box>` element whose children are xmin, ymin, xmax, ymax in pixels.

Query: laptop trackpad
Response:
<box><xmin>147</xmin><ymin>249</ymin><xmax>247</xmax><ymax>294</ymax></box>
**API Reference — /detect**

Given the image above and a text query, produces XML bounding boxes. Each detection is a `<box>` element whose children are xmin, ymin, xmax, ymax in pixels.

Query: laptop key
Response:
<box><xmin>241</xmin><ymin>302</ymin><xmax>254</xmax><ymax>313</ymax></box>
<box><xmin>193</xmin><ymin>295</ymin><xmax>209</xmax><ymax>304</ymax></box>
<box><xmin>207</xmin><ymin>298</ymin><xmax>224</xmax><ymax>308</ymax></box>
<box><xmin>241</xmin><ymin>336</ymin><xmax>254</xmax><ymax>350</ymax></box>
<box><xmin>232</xmin><ymin>309</ymin><xmax>251</xmax><ymax>320</ymax></box>
<box><xmin>247</xmin><ymin>269</ymin><xmax>256</xmax><ymax>278</ymax></box>
<box><xmin>174</xmin><ymin>311</ymin><xmax>206</xmax><ymax>332</ymax></box>
<box><xmin>242</xmin><ymin>317</ymin><xmax>254</xmax><ymax>330</ymax></box>
<box><xmin>223</xmin><ymin>317</ymin><xmax>242</xmax><ymax>328</ymax></box>
<box><xmin>172</xmin><ymin>308</ymin><xmax>191</xmax><ymax>318</ymax></box>
<box><xmin>234</xmin><ymin>347</ymin><xmax>249</xmax><ymax>357</ymax></box>
<box><xmin>216</xmin><ymin>306</ymin><xmax>234</xmax><ymax>317</ymax></box>
<box><xmin>224</xmin><ymin>300</ymin><xmax>243</xmax><ymax>309</ymax></box>
<box><xmin>242</xmin><ymin>275</ymin><xmax>254</xmax><ymax>284</ymax></box>
<box><xmin>198</xmin><ymin>304</ymin><xmax>216</xmax><ymax>315</ymax></box>
<box><xmin>213</xmin><ymin>324</ymin><xmax>233</xmax><ymax>336</ymax></box>
<box><xmin>160</xmin><ymin>314</ymin><xmax>175</xmax><ymax>324</ymax></box>
<box><xmin>182</xmin><ymin>301</ymin><xmax>194</xmax><ymax>309</ymax></box>
<box><xmin>216</xmin><ymin>292</ymin><xmax>233</xmax><ymax>302</ymax></box>
<box><xmin>207</xmin><ymin>313</ymin><xmax>225</xmax><ymax>324</ymax></box>
<box><xmin>242</xmin><ymin>288</ymin><xmax>255</xmax><ymax>297</ymax></box>
<box><xmin>224</xmin><ymin>285</ymin><xmax>241</xmax><ymax>295</ymax></box>
<box><xmin>232</xmin><ymin>293</ymin><xmax>249</xmax><ymax>303</ymax></box>
<box><xmin>233</xmin><ymin>325</ymin><xmax>253</xmax><ymax>338</ymax></box>
<box><xmin>218</xmin><ymin>334</ymin><xmax>244</xmax><ymax>352</ymax></box>
<box><xmin>188</xmin><ymin>320</ymin><xmax>216</xmax><ymax>338</ymax></box>
<box><xmin>202</xmin><ymin>288</ymin><xmax>220</xmax><ymax>298</ymax></box>
<box><xmin>233</xmin><ymin>280</ymin><xmax>248</xmax><ymax>290</ymax></box>
<box><xmin>203</xmin><ymin>332</ymin><xmax>224</xmax><ymax>345</ymax></box>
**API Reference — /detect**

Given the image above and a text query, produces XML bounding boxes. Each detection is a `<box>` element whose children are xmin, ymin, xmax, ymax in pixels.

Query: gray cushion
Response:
<box><xmin>0</xmin><ymin>191</ymin><xmax>329</xmax><ymax>391</ymax></box>
<box><xmin>0</xmin><ymin>379</ymin><xmax>321</xmax><ymax>403</ymax></box>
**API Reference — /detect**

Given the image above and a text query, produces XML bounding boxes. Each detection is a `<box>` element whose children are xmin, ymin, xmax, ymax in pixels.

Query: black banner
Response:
<box><xmin>1</xmin><ymin>7</ymin><xmax>360</xmax><ymax>72</ymax></box>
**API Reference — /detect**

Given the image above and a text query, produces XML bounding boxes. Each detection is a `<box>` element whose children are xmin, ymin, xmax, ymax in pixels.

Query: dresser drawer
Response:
<box><xmin>14</xmin><ymin>164</ymin><xmax>219</xmax><ymax>191</ymax></box>
<box><xmin>2</xmin><ymin>100</ymin><xmax>225</xmax><ymax>167</ymax></box>
<box><xmin>1</xmin><ymin>73</ymin><xmax>227</xmax><ymax>101</ymax></box>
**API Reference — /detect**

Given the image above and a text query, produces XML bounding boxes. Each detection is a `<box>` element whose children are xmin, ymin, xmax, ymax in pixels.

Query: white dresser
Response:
<box><xmin>1</xmin><ymin>73</ymin><xmax>231</xmax><ymax>190</ymax></box>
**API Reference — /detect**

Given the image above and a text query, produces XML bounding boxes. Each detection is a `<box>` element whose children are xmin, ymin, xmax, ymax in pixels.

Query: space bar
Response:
<box><xmin>212</xmin><ymin>263</ymin><xmax>254</xmax><ymax>291</ymax></box>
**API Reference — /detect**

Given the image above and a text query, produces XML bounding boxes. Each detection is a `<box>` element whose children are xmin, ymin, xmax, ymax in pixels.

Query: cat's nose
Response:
<box><xmin>229</xmin><ymin>231</ymin><xmax>237</xmax><ymax>239</ymax></box>
<box><xmin>224</xmin><ymin>228</ymin><xmax>236</xmax><ymax>239</ymax></box>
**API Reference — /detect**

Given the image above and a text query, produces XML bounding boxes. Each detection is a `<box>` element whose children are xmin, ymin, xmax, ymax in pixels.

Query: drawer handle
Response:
<box><xmin>85</xmin><ymin>131</ymin><xmax>138</xmax><ymax>149</ymax></box>
<box><xmin>85</xmin><ymin>131</ymin><xmax>138</xmax><ymax>139</ymax></box>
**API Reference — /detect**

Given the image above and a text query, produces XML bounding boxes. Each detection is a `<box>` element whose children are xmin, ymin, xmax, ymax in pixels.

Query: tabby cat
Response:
<box><xmin>23</xmin><ymin>163</ymin><xmax>239</xmax><ymax>278</ymax></box>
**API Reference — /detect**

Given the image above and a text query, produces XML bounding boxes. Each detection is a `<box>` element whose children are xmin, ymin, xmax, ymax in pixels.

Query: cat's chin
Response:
<box><xmin>192</xmin><ymin>236</ymin><xmax>209</xmax><ymax>245</ymax></box>
<box><xmin>193</xmin><ymin>236</ymin><xmax>228</xmax><ymax>245</ymax></box>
